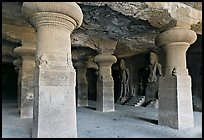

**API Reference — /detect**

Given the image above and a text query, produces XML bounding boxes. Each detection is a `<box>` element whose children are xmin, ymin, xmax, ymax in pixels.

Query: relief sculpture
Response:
<box><xmin>117</xmin><ymin>59</ymin><xmax>130</xmax><ymax>104</ymax></box>
<box><xmin>37</xmin><ymin>55</ymin><xmax>48</xmax><ymax>69</ymax></box>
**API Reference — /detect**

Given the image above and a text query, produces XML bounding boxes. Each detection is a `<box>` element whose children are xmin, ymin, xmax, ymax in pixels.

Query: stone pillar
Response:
<box><xmin>14</xmin><ymin>42</ymin><xmax>36</xmax><ymax>118</ymax></box>
<box><xmin>75</xmin><ymin>60</ymin><xmax>88</xmax><ymax>107</ymax></box>
<box><xmin>94</xmin><ymin>39</ymin><xmax>117</xmax><ymax>112</ymax></box>
<box><xmin>155</xmin><ymin>27</ymin><xmax>197</xmax><ymax>129</ymax></box>
<box><xmin>2</xmin><ymin>45</ymin><xmax>18</xmax><ymax>63</ymax></box>
<box><xmin>22</xmin><ymin>2</ymin><xmax>83</xmax><ymax>138</ymax></box>
<box><xmin>13</xmin><ymin>58</ymin><xmax>22</xmax><ymax>113</ymax></box>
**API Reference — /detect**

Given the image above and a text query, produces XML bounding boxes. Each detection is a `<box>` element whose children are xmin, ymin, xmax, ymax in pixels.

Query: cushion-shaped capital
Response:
<box><xmin>14</xmin><ymin>46</ymin><xmax>36</xmax><ymax>56</ymax></box>
<box><xmin>94</xmin><ymin>54</ymin><xmax>117</xmax><ymax>64</ymax></box>
<box><xmin>22</xmin><ymin>2</ymin><xmax>83</xmax><ymax>29</ymax></box>
<box><xmin>155</xmin><ymin>28</ymin><xmax>197</xmax><ymax>47</ymax></box>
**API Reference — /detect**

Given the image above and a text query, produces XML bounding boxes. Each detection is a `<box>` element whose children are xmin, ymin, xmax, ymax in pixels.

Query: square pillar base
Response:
<box><xmin>158</xmin><ymin>75</ymin><xmax>194</xmax><ymax>129</ymax></box>
<box><xmin>97</xmin><ymin>76</ymin><xmax>115</xmax><ymax>112</ymax></box>
<box><xmin>77</xmin><ymin>83</ymin><xmax>88</xmax><ymax>107</ymax></box>
<box><xmin>20</xmin><ymin>77</ymin><xmax>34</xmax><ymax>118</ymax></box>
<box><xmin>32</xmin><ymin>68</ymin><xmax>77</xmax><ymax>138</ymax></box>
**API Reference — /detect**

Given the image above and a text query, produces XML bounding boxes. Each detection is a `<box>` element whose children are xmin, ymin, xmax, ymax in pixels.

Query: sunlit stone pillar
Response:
<box><xmin>94</xmin><ymin>39</ymin><xmax>117</xmax><ymax>112</ymax></box>
<box><xmin>22</xmin><ymin>2</ymin><xmax>83</xmax><ymax>138</ymax></box>
<box><xmin>155</xmin><ymin>27</ymin><xmax>197</xmax><ymax>129</ymax></box>
<box><xmin>14</xmin><ymin>42</ymin><xmax>36</xmax><ymax>118</ymax></box>
<box><xmin>13</xmin><ymin>58</ymin><xmax>22</xmax><ymax>113</ymax></box>
<box><xmin>75</xmin><ymin>60</ymin><xmax>88</xmax><ymax>107</ymax></box>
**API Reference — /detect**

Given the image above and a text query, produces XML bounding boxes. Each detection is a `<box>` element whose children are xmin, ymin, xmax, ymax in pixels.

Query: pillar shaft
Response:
<box><xmin>76</xmin><ymin>62</ymin><xmax>88</xmax><ymax>107</ymax></box>
<box><xmin>14</xmin><ymin>43</ymin><xmax>36</xmax><ymax>118</ymax></box>
<box><xmin>33</xmin><ymin>14</ymin><xmax>76</xmax><ymax>138</ymax></box>
<box><xmin>21</xmin><ymin>56</ymin><xmax>35</xmax><ymax>118</ymax></box>
<box><xmin>17</xmin><ymin>67</ymin><xmax>22</xmax><ymax>113</ymax></box>
<box><xmin>163</xmin><ymin>43</ymin><xmax>189</xmax><ymax>75</ymax></box>
<box><xmin>155</xmin><ymin>27</ymin><xmax>197</xmax><ymax>129</ymax></box>
<box><xmin>94</xmin><ymin>54</ymin><xmax>117</xmax><ymax>112</ymax></box>
<box><xmin>13</xmin><ymin>58</ymin><xmax>22</xmax><ymax>113</ymax></box>
<box><xmin>22</xmin><ymin>2</ymin><xmax>83</xmax><ymax>138</ymax></box>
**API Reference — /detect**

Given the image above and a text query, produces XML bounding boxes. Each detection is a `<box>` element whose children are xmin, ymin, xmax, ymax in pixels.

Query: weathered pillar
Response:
<box><xmin>94</xmin><ymin>39</ymin><xmax>117</xmax><ymax>112</ymax></box>
<box><xmin>75</xmin><ymin>60</ymin><xmax>88</xmax><ymax>107</ymax></box>
<box><xmin>13</xmin><ymin>58</ymin><xmax>22</xmax><ymax>113</ymax></box>
<box><xmin>155</xmin><ymin>27</ymin><xmax>197</xmax><ymax>129</ymax></box>
<box><xmin>22</xmin><ymin>2</ymin><xmax>83</xmax><ymax>138</ymax></box>
<box><xmin>14</xmin><ymin>41</ymin><xmax>36</xmax><ymax>118</ymax></box>
<box><xmin>145</xmin><ymin>2</ymin><xmax>201</xmax><ymax>130</ymax></box>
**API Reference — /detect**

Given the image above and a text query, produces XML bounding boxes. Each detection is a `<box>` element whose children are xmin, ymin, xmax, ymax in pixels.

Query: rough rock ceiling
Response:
<box><xmin>2</xmin><ymin>2</ymin><xmax>202</xmax><ymax>60</ymax></box>
<box><xmin>72</xmin><ymin>3</ymin><xmax>160</xmax><ymax>58</ymax></box>
<box><xmin>2</xmin><ymin>2</ymin><xmax>31</xmax><ymax>27</ymax></box>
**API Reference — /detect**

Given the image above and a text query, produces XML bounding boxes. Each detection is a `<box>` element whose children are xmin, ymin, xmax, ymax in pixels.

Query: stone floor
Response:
<box><xmin>2</xmin><ymin>100</ymin><xmax>202</xmax><ymax>138</ymax></box>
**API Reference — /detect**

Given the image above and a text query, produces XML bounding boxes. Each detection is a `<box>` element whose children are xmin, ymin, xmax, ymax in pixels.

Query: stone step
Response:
<box><xmin>146</xmin><ymin>99</ymin><xmax>158</xmax><ymax>108</ymax></box>
<box><xmin>125</xmin><ymin>96</ymin><xmax>145</xmax><ymax>107</ymax></box>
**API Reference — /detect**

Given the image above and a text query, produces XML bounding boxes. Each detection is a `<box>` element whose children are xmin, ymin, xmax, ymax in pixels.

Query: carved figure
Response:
<box><xmin>117</xmin><ymin>59</ymin><xmax>130</xmax><ymax>104</ymax></box>
<box><xmin>147</xmin><ymin>52</ymin><xmax>162</xmax><ymax>83</ymax></box>
<box><xmin>144</xmin><ymin>52</ymin><xmax>162</xmax><ymax>106</ymax></box>
<box><xmin>37</xmin><ymin>55</ymin><xmax>48</xmax><ymax>68</ymax></box>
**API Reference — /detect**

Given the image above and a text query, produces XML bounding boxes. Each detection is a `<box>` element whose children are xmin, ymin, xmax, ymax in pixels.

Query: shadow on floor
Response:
<box><xmin>85</xmin><ymin>106</ymin><xmax>96</xmax><ymax>110</ymax></box>
<box><xmin>138</xmin><ymin>117</ymin><xmax>158</xmax><ymax>125</ymax></box>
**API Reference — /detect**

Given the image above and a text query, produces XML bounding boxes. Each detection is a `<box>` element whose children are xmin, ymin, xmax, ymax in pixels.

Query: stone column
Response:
<box><xmin>94</xmin><ymin>39</ymin><xmax>117</xmax><ymax>112</ymax></box>
<box><xmin>13</xmin><ymin>58</ymin><xmax>22</xmax><ymax>113</ymax></box>
<box><xmin>75</xmin><ymin>60</ymin><xmax>88</xmax><ymax>107</ymax></box>
<box><xmin>14</xmin><ymin>42</ymin><xmax>36</xmax><ymax>118</ymax></box>
<box><xmin>2</xmin><ymin>45</ymin><xmax>18</xmax><ymax>63</ymax></box>
<box><xmin>22</xmin><ymin>2</ymin><xmax>83</xmax><ymax>138</ymax></box>
<box><xmin>155</xmin><ymin>27</ymin><xmax>197</xmax><ymax>129</ymax></box>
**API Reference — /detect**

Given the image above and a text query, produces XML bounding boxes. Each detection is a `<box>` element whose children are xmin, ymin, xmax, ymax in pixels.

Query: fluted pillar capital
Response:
<box><xmin>22</xmin><ymin>2</ymin><xmax>83</xmax><ymax>31</ymax></box>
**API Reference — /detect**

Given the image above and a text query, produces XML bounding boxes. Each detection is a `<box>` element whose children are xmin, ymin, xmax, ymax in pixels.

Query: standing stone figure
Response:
<box><xmin>147</xmin><ymin>52</ymin><xmax>162</xmax><ymax>83</ymax></box>
<box><xmin>117</xmin><ymin>59</ymin><xmax>130</xmax><ymax>104</ymax></box>
<box><xmin>145</xmin><ymin>52</ymin><xmax>162</xmax><ymax>105</ymax></box>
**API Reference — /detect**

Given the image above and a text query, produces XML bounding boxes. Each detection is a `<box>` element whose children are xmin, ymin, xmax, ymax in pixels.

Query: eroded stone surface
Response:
<box><xmin>94</xmin><ymin>39</ymin><xmax>117</xmax><ymax>112</ymax></box>
<box><xmin>2</xmin><ymin>2</ymin><xmax>202</xmax><ymax>60</ymax></box>
<box><xmin>159</xmin><ymin>75</ymin><xmax>194</xmax><ymax>130</ymax></box>
<box><xmin>1</xmin><ymin>2</ymin><xmax>202</xmax><ymax>136</ymax></box>
<box><xmin>14</xmin><ymin>43</ymin><xmax>36</xmax><ymax>118</ymax></box>
<box><xmin>155</xmin><ymin>26</ymin><xmax>197</xmax><ymax>129</ymax></box>
<box><xmin>21</xmin><ymin>2</ymin><xmax>83</xmax><ymax>138</ymax></box>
